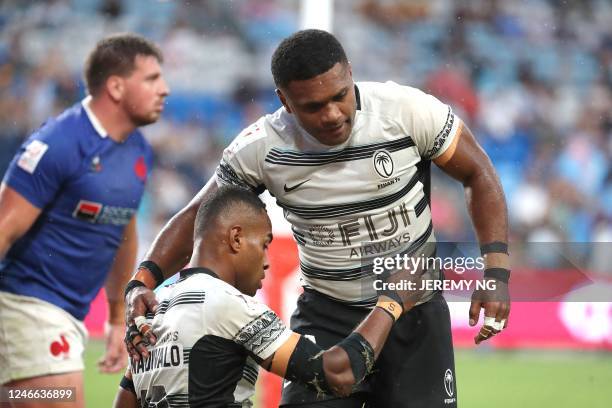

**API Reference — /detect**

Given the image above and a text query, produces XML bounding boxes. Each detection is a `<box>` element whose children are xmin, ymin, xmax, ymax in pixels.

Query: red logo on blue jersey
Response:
<box><xmin>73</xmin><ymin>200</ymin><xmax>102</xmax><ymax>222</ymax></box>
<box><xmin>134</xmin><ymin>156</ymin><xmax>147</xmax><ymax>181</ymax></box>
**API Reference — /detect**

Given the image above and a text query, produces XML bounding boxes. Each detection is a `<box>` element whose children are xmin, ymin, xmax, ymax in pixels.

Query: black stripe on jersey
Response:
<box><xmin>165</xmin><ymin>393</ymin><xmax>189</xmax><ymax>403</ymax></box>
<box><xmin>292</xmin><ymin>226</ymin><xmax>307</xmax><ymax>247</ymax></box>
<box><xmin>216</xmin><ymin>160</ymin><xmax>265</xmax><ymax>194</ymax></box>
<box><xmin>355</xmin><ymin>84</ymin><xmax>361</xmax><ymax>111</ymax></box>
<box><xmin>243</xmin><ymin>364</ymin><xmax>258</xmax><ymax>378</ymax></box>
<box><xmin>156</xmin><ymin>292</ymin><xmax>205</xmax><ymax>315</ymax></box>
<box><xmin>242</xmin><ymin>365</ymin><xmax>258</xmax><ymax>385</ymax></box>
<box><xmin>414</xmin><ymin>194</ymin><xmax>428</xmax><ymax>217</ymax></box>
<box><xmin>265</xmin><ymin>136</ymin><xmax>415</xmax><ymax>166</ymax></box>
<box><xmin>183</xmin><ymin>347</ymin><xmax>191</xmax><ymax>365</ymax></box>
<box><xmin>300</xmin><ymin>221</ymin><xmax>433</xmax><ymax>282</ymax></box>
<box><xmin>425</xmin><ymin>106</ymin><xmax>455</xmax><ymax>158</ymax></box>
<box><xmin>303</xmin><ymin>289</ymin><xmax>379</xmax><ymax>308</ymax></box>
<box><xmin>277</xmin><ymin>171</ymin><xmax>420</xmax><ymax>220</ymax></box>
<box><xmin>301</xmin><ymin>262</ymin><xmax>370</xmax><ymax>281</ymax></box>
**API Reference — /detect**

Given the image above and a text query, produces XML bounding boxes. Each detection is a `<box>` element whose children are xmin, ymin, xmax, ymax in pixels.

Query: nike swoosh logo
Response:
<box><xmin>283</xmin><ymin>179</ymin><xmax>310</xmax><ymax>193</ymax></box>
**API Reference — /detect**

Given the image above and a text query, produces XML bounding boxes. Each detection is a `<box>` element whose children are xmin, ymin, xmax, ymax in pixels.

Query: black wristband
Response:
<box><xmin>484</xmin><ymin>267</ymin><xmax>510</xmax><ymax>283</ymax></box>
<box><xmin>139</xmin><ymin>260</ymin><xmax>165</xmax><ymax>287</ymax></box>
<box><xmin>480</xmin><ymin>241</ymin><xmax>509</xmax><ymax>255</ymax></box>
<box><xmin>119</xmin><ymin>375</ymin><xmax>136</xmax><ymax>395</ymax></box>
<box><xmin>124</xmin><ymin>279</ymin><xmax>146</xmax><ymax>299</ymax></box>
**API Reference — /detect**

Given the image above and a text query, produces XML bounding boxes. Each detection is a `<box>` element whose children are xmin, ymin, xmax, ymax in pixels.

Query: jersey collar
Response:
<box><xmin>179</xmin><ymin>267</ymin><xmax>219</xmax><ymax>280</ymax></box>
<box><xmin>82</xmin><ymin>96</ymin><xmax>108</xmax><ymax>138</ymax></box>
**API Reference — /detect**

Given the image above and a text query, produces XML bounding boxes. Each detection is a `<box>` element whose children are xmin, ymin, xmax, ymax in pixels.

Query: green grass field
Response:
<box><xmin>84</xmin><ymin>340</ymin><xmax>612</xmax><ymax>407</ymax></box>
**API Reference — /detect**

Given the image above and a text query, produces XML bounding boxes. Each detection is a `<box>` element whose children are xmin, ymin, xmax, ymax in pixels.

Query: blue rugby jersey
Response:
<box><xmin>0</xmin><ymin>97</ymin><xmax>153</xmax><ymax>320</ymax></box>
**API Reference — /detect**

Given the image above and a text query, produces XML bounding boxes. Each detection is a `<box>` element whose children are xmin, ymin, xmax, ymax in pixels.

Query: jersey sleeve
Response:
<box><xmin>211</xmin><ymin>289</ymin><xmax>292</xmax><ymax>361</ymax></box>
<box><xmin>215</xmin><ymin>121</ymin><xmax>266</xmax><ymax>194</ymax></box>
<box><xmin>2</xmin><ymin>126</ymin><xmax>77</xmax><ymax>209</ymax></box>
<box><xmin>390</xmin><ymin>82</ymin><xmax>462</xmax><ymax>160</ymax></box>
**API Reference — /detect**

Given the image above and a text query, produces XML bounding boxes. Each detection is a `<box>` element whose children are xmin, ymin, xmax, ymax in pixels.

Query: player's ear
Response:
<box><xmin>228</xmin><ymin>225</ymin><xmax>243</xmax><ymax>253</ymax></box>
<box><xmin>276</xmin><ymin>89</ymin><xmax>292</xmax><ymax>114</ymax></box>
<box><xmin>106</xmin><ymin>75</ymin><xmax>125</xmax><ymax>102</ymax></box>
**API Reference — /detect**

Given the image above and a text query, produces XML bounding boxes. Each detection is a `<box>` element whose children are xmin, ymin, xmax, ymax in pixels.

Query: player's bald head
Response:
<box><xmin>194</xmin><ymin>186</ymin><xmax>267</xmax><ymax>240</ymax></box>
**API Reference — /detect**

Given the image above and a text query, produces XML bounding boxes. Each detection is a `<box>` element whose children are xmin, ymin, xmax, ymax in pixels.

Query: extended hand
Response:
<box><xmin>98</xmin><ymin>322</ymin><xmax>129</xmax><ymax>373</ymax></box>
<box><xmin>124</xmin><ymin>286</ymin><xmax>159</xmax><ymax>361</ymax></box>
<box><xmin>469</xmin><ymin>279</ymin><xmax>510</xmax><ymax>344</ymax></box>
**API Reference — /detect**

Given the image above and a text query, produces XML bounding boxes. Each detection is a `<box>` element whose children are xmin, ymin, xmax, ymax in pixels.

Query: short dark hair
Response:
<box><xmin>271</xmin><ymin>29</ymin><xmax>348</xmax><ymax>88</ymax></box>
<box><xmin>84</xmin><ymin>33</ymin><xmax>163</xmax><ymax>95</ymax></box>
<box><xmin>194</xmin><ymin>186</ymin><xmax>266</xmax><ymax>239</ymax></box>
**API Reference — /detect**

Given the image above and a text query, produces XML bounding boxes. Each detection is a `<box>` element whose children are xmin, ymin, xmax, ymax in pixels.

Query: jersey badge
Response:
<box><xmin>17</xmin><ymin>140</ymin><xmax>49</xmax><ymax>174</ymax></box>
<box><xmin>134</xmin><ymin>156</ymin><xmax>147</xmax><ymax>182</ymax></box>
<box><xmin>73</xmin><ymin>200</ymin><xmax>103</xmax><ymax>222</ymax></box>
<box><xmin>90</xmin><ymin>155</ymin><xmax>102</xmax><ymax>172</ymax></box>
<box><xmin>373</xmin><ymin>149</ymin><xmax>394</xmax><ymax>178</ymax></box>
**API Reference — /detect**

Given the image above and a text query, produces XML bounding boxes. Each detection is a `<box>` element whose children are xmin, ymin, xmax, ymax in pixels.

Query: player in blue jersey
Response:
<box><xmin>0</xmin><ymin>33</ymin><xmax>169</xmax><ymax>407</ymax></box>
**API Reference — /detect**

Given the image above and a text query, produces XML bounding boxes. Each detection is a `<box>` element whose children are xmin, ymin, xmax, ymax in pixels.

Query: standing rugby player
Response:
<box><xmin>0</xmin><ymin>33</ymin><xmax>169</xmax><ymax>407</ymax></box>
<box><xmin>125</xmin><ymin>29</ymin><xmax>509</xmax><ymax>408</ymax></box>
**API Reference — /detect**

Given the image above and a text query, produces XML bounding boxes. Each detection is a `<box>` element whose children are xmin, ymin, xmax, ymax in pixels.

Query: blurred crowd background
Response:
<box><xmin>1</xmin><ymin>0</ymin><xmax>610</xmax><ymax>250</ymax></box>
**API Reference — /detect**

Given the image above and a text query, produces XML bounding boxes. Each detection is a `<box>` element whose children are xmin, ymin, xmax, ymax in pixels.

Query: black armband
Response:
<box><xmin>337</xmin><ymin>332</ymin><xmax>375</xmax><ymax>384</ymax></box>
<box><xmin>285</xmin><ymin>336</ymin><xmax>332</xmax><ymax>395</ymax></box>
<box><xmin>119</xmin><ymin>375</ymin><xmax>135</xmax><ymax>395</ymax></box>
<box><xmin>484</xmin><ymin>267</ymin><xmax>510</xmax><ymax>283</ymax></box>
<box><xmin>124</xmin><ymin>280</ymin><xmax>146</xmax><ymax>299</ymax></box>
<box><xmin>480</xmin><ymin>241</ymin><xmax>509</xmax><ymax>255</ymax></box>
<box><xmin>139</xmin><ymin>260</ymin><xmax>165</xmax><ymax>287</ymax></box>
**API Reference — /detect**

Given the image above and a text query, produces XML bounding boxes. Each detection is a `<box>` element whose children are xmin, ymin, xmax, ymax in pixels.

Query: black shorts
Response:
<box><xmin>280</xmin><ymin>289</ymin><xmax>457</xmax><ymax>408</ymax></box>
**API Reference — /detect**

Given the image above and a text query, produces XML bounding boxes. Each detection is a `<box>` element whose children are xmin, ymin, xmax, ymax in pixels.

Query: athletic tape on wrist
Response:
<box><xmin>124</xmin><ymin>279</ymin><xmax>146</xmax><ymax>299</ymax></box>
<box><xmin>375</xmin><ymin>298</ymin><xmax>402</xmax><ymax>322</ymax></box>
<box><xmin>484</xmin><ymin>267</ymin><xmax>510</xmax><ymax>283</ymax></box>
<box><xmin>377</xmin><ymin>288</ymin><xmax>404</xmax><ymax>310</ymax></box>
<box><xmin>337</xmin><ymin>332</ymin><xmax>375</xmax><ymax>384</ymax></box>
<box><xmin>285</xmin><ymin>336</ymin><xmax>331</xmax><ymax>394</ymax></box>
<box><xmin>480</xmin><ymin>241</ymin><xmax>509</xmax><ymax>255</ymax></box>
<box><xmin>139</xmin><ymin>260</ymin><xmax>165</xmax><ymax>287</ymax></box>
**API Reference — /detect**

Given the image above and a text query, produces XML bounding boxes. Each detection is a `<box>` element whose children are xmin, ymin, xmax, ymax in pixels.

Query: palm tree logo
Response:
<box><xmin>373</xmin><ymin>150</ymin><xmax>394</xmax><ymax>178</ymax></box>
<box><xmin>444</xmin><ymin>369</ymin><xmax>454</xmax><ymax>397</ymax></box>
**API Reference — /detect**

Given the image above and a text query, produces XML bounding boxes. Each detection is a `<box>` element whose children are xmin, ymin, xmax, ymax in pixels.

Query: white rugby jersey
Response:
<box><xmin>217</xmin><ymin>81</ymin><xmax>461</xmax><ymax>306</ymax></box>
<box><xmin>130</xmin><ymin>268</ymin><xmax>292</xmax><ymax>408</ymax></box>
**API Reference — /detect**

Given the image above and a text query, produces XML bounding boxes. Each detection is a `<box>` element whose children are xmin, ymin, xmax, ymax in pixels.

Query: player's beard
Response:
<box><xmin>126</xmin><ymin>103</ymin><xmax>160</xmax><ymax>127</ymax></box>
<box><xmin>131</xmin><ymin>112</ymin><xmax>159</xmax><ymax>127</ymax></box>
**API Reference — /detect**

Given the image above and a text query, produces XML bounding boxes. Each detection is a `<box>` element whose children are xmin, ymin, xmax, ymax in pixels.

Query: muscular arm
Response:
<box><xmin>113</xmin><ymin>370</ymin><xmax>138</xmax><ymax>408</ymax></box>
<box><xmin>433</xmin><ymin>123</ymin><xmax>508</xmax><ymax>245</ymax></box>
<box><xmin>0</xmin><ymin>183</ymin><xmax>41</xmax><ymax>259</ymax></box>
<box><xmin>99</xmin><ymin>216</ymin><xmax>138</xmax><ymax>373</ymax></box>
<box><xmin>262</xmin><ymin>302</ymin><xmax>400</xmax><ymax>397</ymax></box>
<box><xmin>106</xmin><ymin>216</ymin><xmax>138</xmax><ymax>324</ymax></box>
<box><xmin>434</xmin><ymin>123</ymin><xmax>511</xmax><ymax>339</ymax></box>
